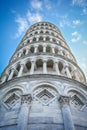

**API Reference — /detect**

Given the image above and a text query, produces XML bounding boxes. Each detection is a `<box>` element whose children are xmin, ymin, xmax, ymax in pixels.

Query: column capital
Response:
<box><xmin>43</xmin><ymin>59</ymin><xmax>47</xmax><ymax>62</ymax></box>
<box><xmin>59</xmin><ymin>95</ymin><xmax>70</xmax><ymax>106</ymax></box>
<box><xmin>21</xmin><ymin>94</ymin><xmax>32</xmax><ymax>105</ymax></box>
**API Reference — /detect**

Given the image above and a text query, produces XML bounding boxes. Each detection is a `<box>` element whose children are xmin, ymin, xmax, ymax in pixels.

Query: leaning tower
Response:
<box><xmin>0</xmin><ymin>22</ymin><xmax>87</xmax><ymax>130</ymax></box>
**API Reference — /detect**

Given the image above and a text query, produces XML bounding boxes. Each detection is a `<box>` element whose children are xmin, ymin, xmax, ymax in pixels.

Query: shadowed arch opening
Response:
<box><xmin>68</xmin><ymin>90</ymin><xmax>86</xmax><ymax>111</ymax></box>
<box><xmin>46</xmin><ymin>45</ymin><xmax>52</xmax><ymax>53</ymax></box>
<box><xmin>2</xmin><ymin>88</ymin><xmax>23</xmax><ymax>109</ymax></box>
<box><xmin>39</xmin><ymin>36</ymin><xmax>43</xmax><ymax>41</ymax></box>
<box><xmin>58</xmin><ymin>61</ymin><xmax>63</xmax><ymax>73</ymax></box>
<box><xmin>30</xmin><ymin>46</ymin><xmax>34</xmax><ymax>53</ymax></box>
<box><xmin>47</xmin><ymin>59</ymin><xmax>55</xmax><ymax>74</ymax></box>
<box><xmin>35</xmin><ymin>59</ymin><xmax>43</xmax><ymax>73</ymax></box>
<box><xmin>23</xmin><ymin>61</ymin><xmax>31</xmax><ymax>73</ymax></box>
<box><xmin>33</xmin><ymin>37</ymin><xmax>36</xmax><ymax>42</ymax></box>
<box><xmin>38</xmin><ymin>45</ymin><xmax>43</xmax><ymax>52</ymax></box>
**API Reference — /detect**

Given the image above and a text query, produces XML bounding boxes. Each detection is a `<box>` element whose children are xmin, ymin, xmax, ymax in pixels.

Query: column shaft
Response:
<box><xmin>59</xmin><ymin>96</ymin><xmax>75</xmax><ymax>130</ymax></box>
<box><xmin>43</xmin><ymin>61</ymin><xmax>47</xmax><ymax>74</ymax></box>
<box><xmin>18</xmin><ymin>94</ymin><xmax>32</xmax><ymax>130</ymax></box>
<box><xmin>30</xmin><ymin>61</ymin><xmax>35</xmax><ymax>74</ymax></box>
<box><xmin>18</xmin><ymin>64</ymin><xmax>24</xmax><ymax>77</ymax></box>
<box><xmin>55</xmin><ymin>62</ymin><xmax>60</xmax><ymax>75</ymax></box>
<box><xmin>8</xmin><ymin>69</ymin><xmax>15</xmax><ymax>80</ymax></box>
<box><xmin>65</xmin><ymin>66</ymin><xmax>72</xmax><ymax>78</ymax></box>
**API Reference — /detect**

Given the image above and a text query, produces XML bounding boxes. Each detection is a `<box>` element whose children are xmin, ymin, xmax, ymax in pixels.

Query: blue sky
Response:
<box><xmin>0</xmin><ymin>0</ymin><xmax>87</xmax><ymax>79</ymax></box>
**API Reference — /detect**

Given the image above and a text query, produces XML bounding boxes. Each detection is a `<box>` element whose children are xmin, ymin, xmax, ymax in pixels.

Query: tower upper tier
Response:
<box><xmin>1</xmin><ymin>22</ymin><xmax>86</xmax><ymax>84</ymax></box>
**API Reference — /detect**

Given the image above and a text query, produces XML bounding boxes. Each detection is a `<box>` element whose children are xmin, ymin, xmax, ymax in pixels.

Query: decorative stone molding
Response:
<box><xmin>21</xmin><ymin>94</ymin><xmax>32</xmax><ymax>105</ymax></box>
<box><xmin>59</xmin><ymin>95</ymin><xmax>70</xmax><ymax>106</ymax></box>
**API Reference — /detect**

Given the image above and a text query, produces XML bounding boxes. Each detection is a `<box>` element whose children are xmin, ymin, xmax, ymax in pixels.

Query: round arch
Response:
<box><xmin>32</xmin><ymin>81</ymin><xmax>61</xmax><ymax>95</ymax></box>
<box><xmin>64</xmin><ymin>86</ymin><xmax>87</xmax><ymax>101</ymax></box>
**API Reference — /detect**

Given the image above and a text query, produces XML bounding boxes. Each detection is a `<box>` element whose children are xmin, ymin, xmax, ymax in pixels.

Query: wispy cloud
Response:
<box><xmin>44</xmin><ymin>0</ymin><xmax>52</xmax><ymax>10</ymax></box>
<box><xmin>82</xmin><ymin>7</ymin><xmax>87</xmax><ymax>14</ymax></box>
<box><xmin>72</xmin><ymin>20</ymin><xmax>81</xmax><ymax>25</ymax></box>
<box><xmin>27</xmin><ymin>11</ymin><xmax>42</xmax><ymax>24</ymax></box>
<box><xmin>15</xmin><ymin>16</ymin><xmax>28</xmax><ymax>38</ymax></box>
<box><xmin>71</xmin><ymin>31</ymin><xmax>81</xmax><ymax>42</ymax></box>
<box><xmin>30</xmin><ymin>0</ymin><xmax>42</xmax><ymax>10</ymax></box>
<box><xmin>15</xmin><ymin>11</ymin><xmax>42</xmax><ymax>38</ymax></box>
<box><xmin>72</xmin><ymin>0</ymin><xmax>85</xmax><ymax>6</ymax></box>
<box><xmin>59</xmin><ymin>19</ymin><xmax>71</xmax><ymax>27</ymax></box>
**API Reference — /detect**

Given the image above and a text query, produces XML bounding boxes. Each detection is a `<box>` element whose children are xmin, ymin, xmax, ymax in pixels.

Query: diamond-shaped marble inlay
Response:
<box><xmin>4</xmin><ymin>93</ymin><xmax>19</xmax><ymax>109</ymax></box>
<box><xmin>36</xmin><ymin>89</ymin><xmax>54</xmax><ymax>105</ymax></box>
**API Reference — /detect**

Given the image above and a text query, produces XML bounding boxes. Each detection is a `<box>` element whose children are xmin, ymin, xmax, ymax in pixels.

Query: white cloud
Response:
<box><xmin>31</xmin><ymin>0</ymin><xmax>42</xmax><ymax>10</ymax></box>
<box><xmin>72</xmin><ymin>31</ymin><xmax>78</xmax><ymax>36</ymax></box>
<box><xmin>73</xmin><ymin>20</ymin><xmax>81</xmax><ymax>25</ymax></box>
<box><xmin>27</xmin><ymin>11</ymin><xmax>42</xmax><ymax>24</ymax></box>
<box><xmin>71</xmin><ymin>31</ymin><xmax>81</xmax><ymax>42</ymax></box>
<box><xmin>14</xmin><ymin>11</ymin><xmax>42</xmax><ymax>38</ymax></box>
<box><xmin>59</xmin><ymin>20</ymin><xmax>71</xmax><ymax>27</ymax></box>
<box><xmin>44</xmin><ymin>0</ymin><xmax>52</xmax><ymax>10</ymax></box>
<box><xmin>15</xmin><ymin>16</ymin><xmax>28</xmax><ymax>38</ymax></box>
<box><xmin>72</xmin><ymin>0</ymin><xmax>85</xmax><ymax>6</ymax></box>
<box><xmin>82</xmin><ymin>8</ymin><xmax>87</xmax><ymax>14</ymax></box>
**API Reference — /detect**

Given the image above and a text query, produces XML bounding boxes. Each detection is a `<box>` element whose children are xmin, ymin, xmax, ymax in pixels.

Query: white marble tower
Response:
<box><xmin>0</xmin><ymin>22</ymin><xmax>87</xmax><ymax>130</ymax></box>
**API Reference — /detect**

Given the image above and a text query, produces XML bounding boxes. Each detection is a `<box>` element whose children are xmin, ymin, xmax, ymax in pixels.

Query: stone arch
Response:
<box><xmin>64</xmin><ymin>87</ymin><xmax>87</xmax><ymax>100</ymax></box>
<box><xmin>2</xmin><ymin>86</ymin><xmax>24</xmax><ymax>109</ymax></box>
<box><xmin>23</xmin><ymin>49</ymin><xmax>26</xmax><ymax>55</ymax></box>
<box><xmin>27</xmin><ymin>39</ymin><xmax>30</xmax><ymax>44</ymax></box>
<box><xmin>35</xmin><ymin>59</ymin><xmax>43</xmax><ymax>73</ymax></box>
<box><xmin>38</xmin><ymin>45</ymin><xmax>43</xmax><ymax>52</ymax></box>
<box><xmin>34</xmin><ymin>31</ymin><xmax>38</xmax><ymax>35</ymax></box>
<box><xmin>47</xmin><ymin>59</ymin><xmax>55</xmax><ymax>73</ymax></box>
<box><xmin>46</xmin><ymin>36</ymin><xmax>50</xmax><ymax>41</ymax></box>
<box><xmin>33</xmin><ymin>83</ymin><xmax>59</xmax><ymax>106</ymax></box>
<box><xmin>23</xmin><ymin>61</ymin><xmax>31</xmax><ymax>73</ymax></box>
<box><xmin>45</xmin><ymin>31</ymin><xmax>49</xmax><ymax>34</ymax></box>
<box><xmin>62</xmin><ymin>50</ymin><xmax>66</xmax><ymax>56</ymax></box>
<box><xmin>52</xmin><ymin>38</ymin><xmax>56</xmax><ymax>42</ymax></box>
<box><xmin>30</xmin><ymin>33</ymin><xmax>33</xmax><ymax>37</ymax></box>
<box><xmin>16</xmin><ymin>64</ymin><xmax>21</xmax><ymax>72</ymax></box>
<box><xmin>55</xmin><ymin>47</ymin><xmax>59</xmax><ymax>54</ymax></box>
<box><xmin>33</xmin><ymin>37</ymin><xmax>36</xmax><ymax>42</ymax></box>
<box><xmin>58</xmin><ymin>61</ymin><xmax>64</xmax><ymax>74</ymax></box>
<box><xmin>39</xmin><ymin>36</ymin><xmax>43</xmax><ymax>41</ymax></box>
<box><xmin>30</xmin><ymin>46</ymin><xmax>34</xmax><ymax>53</ymax></box>
<box><xmin>32</xmin><ymin>82</ymin><xmax>60</xmax><ymax>95</ymax></box>
<box><xmin>40</xmin><ymin>30</ymin><xmax>44</xmax><ymax>34</ymax></box>
<box><xmin>46</xmin><ymin>45</ymin><xmax>52</xmax><ymax>53</ymax></box>
<box><xmin>67</xmin><ymin>88</ymin><xmax>86</xmax><ymax>110</ymax></box>
<box><xmin>51</xmin><ymin>32</ymin><xmax>54</xmax><ymax>36</ymax></box>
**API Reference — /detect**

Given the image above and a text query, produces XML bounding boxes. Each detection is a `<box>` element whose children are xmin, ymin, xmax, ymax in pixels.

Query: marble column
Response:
<box><xmin>59</xmin><ymin>96</ymin><xmax>75</xmax><ymax>130</ymax></box>
<box><xmin>60</xmin><ymin>49</ymin><xmax>63</xmax><ymax>55</ymax></box>
<box><xmin>18</xmin><ymin>94</ymin><xmax>32</xmax><ymax>130</ymax></box>
<box><xmin>26</xmin><ymin>48</ymin><xmax>29</xmax><ymax>55</ymax></box>
<box><xmin>1</xmin><ymin>74</ymin><xmax>8</xmax><ymax>83</ymax></box>
<box><xmin>43</xmin><ymin>45</ymin><xmax>46</xmax><ymax>53</ymax></box>
<box><xmin>18</xmin><ymin>64</ymin><xmax>24</xmax><ymax>77</ymax></box>
<box><xmin>52</xmin><ymin>47</ymin><xmax>55</xmax><ymax>54</ymax></box>
<box><xmin>73</xmin><ymin>69</ymin><xmax>80</xmax><ymax>81</ymax></box>
<box><xmin>55</xmin><ymin>62</ymin><xmax>60</xmax><ymax>75</ymax></box>
<box><xmin>8</xmin><ymin>68</ymin><xmax>15</xmax><ymax>80</ymax></box>
<box><xmin>30</xmin><ymin>61</ymin><xmax>35</xmax><ymax>74</ymax></box>
<box><xmin>43</xmin><ymin>60</ymin><xmax>47</xmax><ymax>74</ymax></box>
<box><xmin>34</xmin><ymin>46</ymin><xmax>38</xmax><ymax>53</ymax></box>
<box><xmin>18</xmin><ymin>52</ymin><xmax>22</xmax><ymax>57</ymax></box>
<box><xmin>65</xmin><ymin>66</ymin><xmax>72</xmax><ymax>78</ymax></box>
